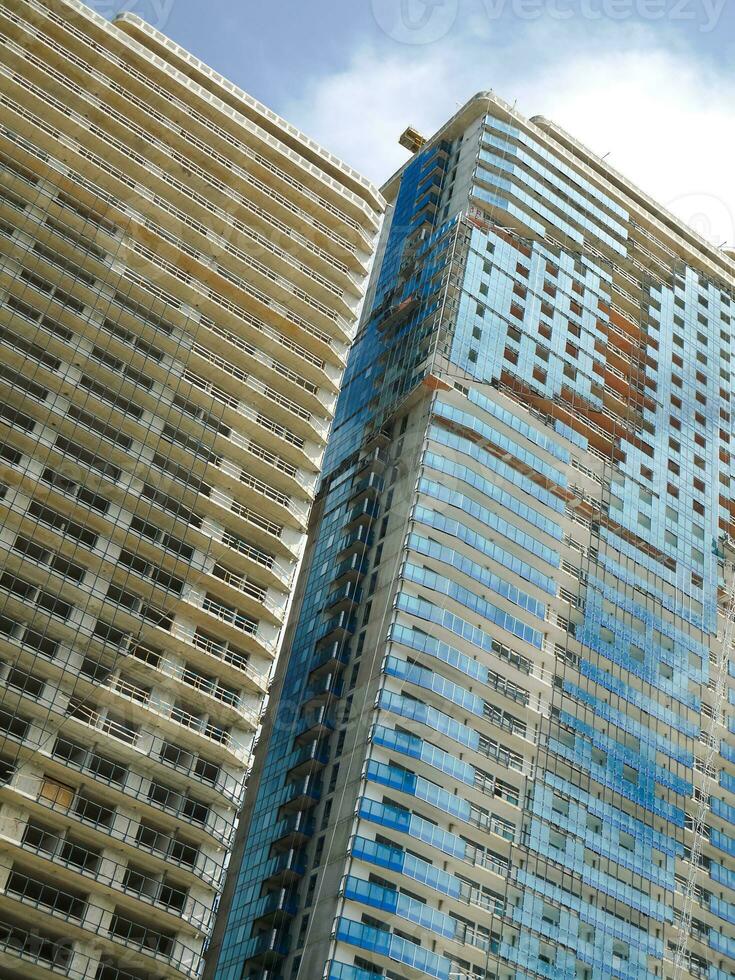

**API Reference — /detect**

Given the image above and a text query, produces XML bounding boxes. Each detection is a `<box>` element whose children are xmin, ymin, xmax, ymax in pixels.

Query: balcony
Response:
<box><xmin>270</xmin><ymin>812</ymin><xmax>315</xmax><ymax>853</ymax></box>
<box><xmin>308</xmin><ymin>641</ymin><xmax>350</xmax><ymax>681</ymax></box>
<box><xmin>343</xmin><ymin>498</ymin><xmax>380</xmax><ymax>532</ymax></box>
<box><xmin>253</xmin><ymin>889</ymin><xmax>299</xmax><ymax>927</ymax></box>
<box><xmin>302</xmin><ymin>674</ymin><xmax>344</xmax><ymax>711</ymax></box>
<box><xmin>327</xmin><ymin>962</ymin><xmax>384</xmax><ymax>980</ymax></box>
<box><xmin>348</xmin><ymin>471</ymin><xmax>383</xmax><ymax>505</ymax></box>
<box><xmin>356</xmin><ymin>445</ymin><xmax>389</xmax><ymax>476</ymax></box>
<box><xmin>0</xmin><ymin>915</ymin><xmax>73</xmax><ymax>976</ymax></box>
<box><xmin>209</xmin><ymin>562</ymin><xmax>283</xmax><ymax>621</ymax></box>
<box><xmin>325</xmin><ymin>582</ymin><xmax>363</xmax><ymax>614</ymax></box>
<box><xmin>316</xmin><ymin>611</ymin><xmax>356</xmax><ymax>647</ymax></box>
<box><xmin>262</xmin><ymin>849</ymin><xmax>307</xmax><ymax>889</ymax></box>
<box><xmin>244</xmin><ymin>929</ymin><xmax>289</xmax><ymax>967</ymax></box>
<box><xmin>330</xmin><ymin>553</ymin><xmax>369</xmax><ymax>587</ymax></box>
<box><xmin>377</xmin><ymin>295</ymin><xmax>419</xmax><ymax>334</ymax></box>
<box><xmin>198</xmin><ymin>593</ymin><xmax>261</xmax><ymax>639</ymax></box>
<box><xmin>333</xmin><ymin>916</ymin><xmax>451</xmax><ymax>979</ymax></box>
<box><xmin>279</xmin><ymin>774</ymin><xmax>321</xmax><ymax>814</ymax></box>
<box><xmin>215</xmin><ymin>523</ymin><xmax>294</xmax><ymax>588</ymax></box>
<box><xmin>287</xmin><ymin>740</ymin><xmax>330</xmax><ymax>779</ymax></box>
<box><xmin>294</xmin><ymin>707</ymin><xmax>334</xmax><ymax>745</ymax></box>
<box><xmin>335</xmin><ymin>525</ymin><xmax>373</xmax><ymax>561</ymax></box>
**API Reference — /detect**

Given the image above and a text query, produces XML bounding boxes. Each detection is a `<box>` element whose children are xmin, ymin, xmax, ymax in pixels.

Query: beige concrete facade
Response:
<box><xmin>0</xmin><ymin>2</ymin><xmax>383</xmax><ymax>979</ymax></box>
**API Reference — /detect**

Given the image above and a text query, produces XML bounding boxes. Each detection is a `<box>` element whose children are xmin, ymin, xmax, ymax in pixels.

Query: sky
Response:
<box><xmin>100</xmin><ymin>0</ymin><xmax>735</xmax><ymax>248</ymax></box>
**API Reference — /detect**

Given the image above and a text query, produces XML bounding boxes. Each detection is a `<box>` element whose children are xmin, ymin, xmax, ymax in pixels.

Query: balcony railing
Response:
<box><xmin>128</xmin><ymin>643</ymin><xmax>259</xmax><ymax>724</ymax></box>
<box><xmin>2</xmin><ymin>868</ymin><xmax>203</xmax><ymax>976</ymax></box>
<box><xmin>6</xmin><ymin>726</ymin><xmax>236</xmax><ymax>847</ymax></box>
<box><xmin>103</xmin><ymin>676</ymin><xmax>251</xmax><ymax>762</ymax></box>
<box><xmin>26</xmin><ymin>779</ymin><xmax>227</xmax><ymax>887</ymax></box>
<box><xmin>0</xmin><ymin>916</ymin><xmax>75</xmax><ymax>976</ymax></box>
<box><xmin>186</xmin><ymin>627</ymin><xmax>272</xmax><ymax>682</ymax></box>
<box><xmin>18</xmin><ymin>828</ymin><xmax>213</xmax><ymax>932</ymax></box>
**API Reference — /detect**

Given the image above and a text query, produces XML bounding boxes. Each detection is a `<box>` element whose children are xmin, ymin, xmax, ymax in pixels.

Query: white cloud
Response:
<box><xmin>519</xmin><ymin>46</ymin><xmax>735</xmax><ymax>248</ymax></box>
<box><xmin>285</xmin><ymin>21</ymin><xmax>735</xmax><ymax>248</ymax></box>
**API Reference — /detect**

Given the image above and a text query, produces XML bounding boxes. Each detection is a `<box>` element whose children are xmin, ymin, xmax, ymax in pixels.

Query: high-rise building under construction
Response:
<box><xmin>0</xmin><ymin>2</ymin><xmax>383</xmax><ymax>979</ymax></box>
<box><xmin>210</xmin><ymin>93</ymin><xmax>735</xmax><ymax>980</ymax></box>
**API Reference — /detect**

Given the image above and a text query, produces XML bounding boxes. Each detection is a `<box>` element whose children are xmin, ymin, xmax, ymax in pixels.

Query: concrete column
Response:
<box><xmin>0</xmin><ymin>802</ymin><xmax>29</xmax><ymax>846</ymax></box>
<box><xmin>96</xmin><ymin>845</ymin><xmax>128</xmax><ymax>891</ymax></box>
<box><xmin>110</xmin><ymin>804</ymin><xmax>140</xmax><ymax>847</ymax></box>
<box><xmin>0</xmin><ymin>850</ymin><xmax>14</xmax><ymax>892</ymax></box>
<box><xmin>65</xmin><ymin>941</ymin><xmax>103</xmax><ymax>980</ymax></box>
<box><xmin>80</xmin><ymin>890</ymin><xmax>115</xmax><ymax>938</ymax></box>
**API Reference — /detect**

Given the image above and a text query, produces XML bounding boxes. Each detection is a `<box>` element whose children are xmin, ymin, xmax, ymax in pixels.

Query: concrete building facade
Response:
<box><xmin>210</xmin><ymin>94</ymin><xmax>735</xmax><ymax>980</ymax></box>
<box><xmin>0</xmin><ymin>2</ymin><xmax>382</xmax><ymax>979</ymax></box>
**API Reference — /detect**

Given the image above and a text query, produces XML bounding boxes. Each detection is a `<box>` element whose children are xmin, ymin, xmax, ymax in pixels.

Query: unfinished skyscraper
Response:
<box><xmin>210</xmin><ymin>94</ymin><xmax>735</xmax><ymax>980</ymax></box>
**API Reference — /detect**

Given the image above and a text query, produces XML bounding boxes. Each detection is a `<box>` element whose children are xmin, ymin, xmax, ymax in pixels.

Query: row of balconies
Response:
<box><xmin>6</xmin><ymin>760</ymin><xmax>225</xmax><ymax>891</ymax></box>
<box><xmin>16</xmin><ymin>817</ymin><xmax>212</xmax><ymax>932</ymax></box>
<box><xmin>4</xmin><ymin>725</ymin><xmax>235</xmax><ymax>852</ymax></box>
<box><xmin>193</xmin><ymin>300</ymin><xmax>341</xmax><ymax>403</ymax></box>
<box><xmin>0</xmin><ymin>680</ymin><xmax>243</xmax><ymax>821</ymax></box>
<box><xmin>15</xmin><ymin>0</ymin><xmax>379</xmax><ymax>242</ymax></box>
<box><xmin>76</xmin><ymin>88</ymin><xmax>356</xmax><ymax>301</ymax></box>
<box><xmin>2</xmin><ymin>66</ymin><xmax>354</xmax><ymax>343</ymax></box>
<box><xmin>0</xmin><ymin>910</ymin><xmax>81</xmax><ymax>978</ymax></box>
<box><xmin>354</xmin><ymin>797</ymin><xmax>513</xmax><ymax>933</ymax></box>
<box><xmin>0</xmin><ymin>537</ymin><xmax>268</xmax><ymax>686</ymax></box>
<box><xmin>182</xmin><ymin>366</ymin><xmax>318</xmax><ymax>465</ymax></box>
<box><xmin>0</xmin><ymin>212</ymin><xmax>331</xmax><ymax>439</ymax></box>
<box><xmin>243</xmin><ymin>681</ymin><xmax>341</xmax><ymax>960</ymax></box>
<box><xmin>0</xmin><ymin>577</ymin><xmax>263</xmax><ymax>733</ymax></box>
<box><xmin>0</xmin><ymin>863</ymin><xmax>201</xmax><ymax>977</ymax></box>
<box><xmin>0</xmin><ymin>341</ymin><xmax>306</xmax><ymax>573</ymax></box>
<box><xmin>341</xmin><ymin>873</ymin><xmax>498</xmax><ymax>959</ymax></box>
<box><xmin>243</xmin><ymin>448</ymin><xmax>388</xmax><ymax>968</ymax></box>
<box><xmin>0</xmin><ymin>501</ymin><xmax>278</xmax><ymax>663</ymax></box>
<box><xmin>0</xmin><ymin>567</ymin><xmax>269</xmax><ymax>714</ymax></box>
<box><xmin>4</xmin><ymin>637</ymin><xmax>252</xmax><ymax>761</ymax></box>
<box><xmin>383</xmin><ymin>649</ymin><xmax>537</xmax><ymax>743</ymax></box>
<box><xmin>0</xmin><ymin>279</ymin><xmax>324</xmax><ymax>479</ymax></box>
<box><xmin>110</xmin><ymin>139</ymin><xmax>344</xmax><ymax>348</ymax></box>
<box><xmin>0</xmin><ymin>153</ymin><xmax>344</xmax><ymax>418</ymax></box>
<box><xmin>191</xmin><ymin>323</ymin><xmax>334</xmax><ymax>431</ymax></box>
<box><xmin>370</xmin><ymin>726</ymin><xmax>522</xmax><ymax>824</ymax></box>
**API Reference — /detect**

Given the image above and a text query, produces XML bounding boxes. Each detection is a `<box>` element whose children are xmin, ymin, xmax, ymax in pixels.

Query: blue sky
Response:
<box><xmin>104</xmin><ymin>0</ymin><xmax>735</xmax><ymax>246</ymax></box>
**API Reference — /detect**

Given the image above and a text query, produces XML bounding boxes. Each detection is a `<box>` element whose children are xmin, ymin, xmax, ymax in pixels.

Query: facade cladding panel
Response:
<box><xmin>210</xmin><ymin>94</ymin><xmax>735</xmax><ymax>980</ymax></box>
<box><xmin>0</xmin><ymin>2</ymin><xmax>383</xmax><ymax>979</ymax></box>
